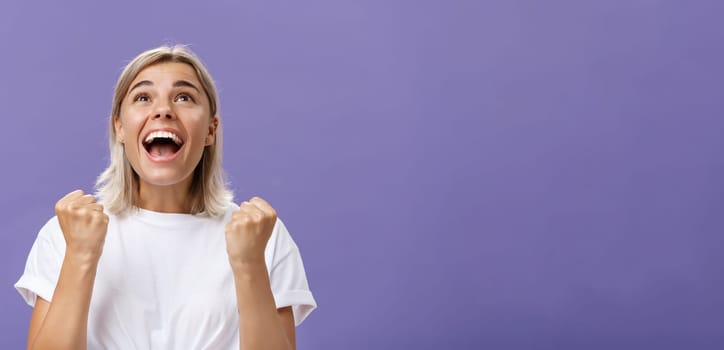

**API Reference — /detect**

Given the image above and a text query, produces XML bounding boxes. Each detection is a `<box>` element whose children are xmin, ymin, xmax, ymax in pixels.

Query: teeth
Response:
<box><xmin>144</xmin><ymin>131</ymin><xmax>182</xmax><ymax>145</ymax></box>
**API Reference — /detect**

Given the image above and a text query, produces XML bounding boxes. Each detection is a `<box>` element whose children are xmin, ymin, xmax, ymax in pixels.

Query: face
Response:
<box><xmin>115</xmin><ymin>62</ymin><xmax>218</xmax><ymax>190</ymax></box>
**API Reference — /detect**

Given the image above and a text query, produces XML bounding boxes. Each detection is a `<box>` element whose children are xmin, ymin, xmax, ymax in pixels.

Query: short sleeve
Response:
<box><xmin>14</xmin><ymin>216</ymin><xmax>66</xmax><ymax>307</ymax></box>
<box><xmin>267</xmin><ymin>218</ymin><xmax>317</xmax><ymax>326</ymax></box>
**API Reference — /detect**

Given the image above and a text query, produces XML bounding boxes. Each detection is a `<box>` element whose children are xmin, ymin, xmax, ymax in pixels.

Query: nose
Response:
<box><xmin>152</xmin><ymin>103</ymin><xmax>175</xmax><ymax>120</ymax></box>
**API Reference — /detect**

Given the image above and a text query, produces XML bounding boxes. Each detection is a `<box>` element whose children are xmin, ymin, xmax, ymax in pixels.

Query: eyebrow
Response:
<box><xmin>173</xmin><ymin>80</ymin><xmax>201</xmax><ymax>93</ymax></box>
<box><xmin>128</xmin><ymin>80</ymin><xmax>201</xmax><ymax>95</ymax></box>
<box><xmin>128</xmin><ymin>80</ymin><xmax>153</xmax><ymax>94</ymax></box>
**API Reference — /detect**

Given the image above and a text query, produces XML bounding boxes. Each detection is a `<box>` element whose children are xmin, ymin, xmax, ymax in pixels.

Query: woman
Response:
<box><xmin>15</xmin><ymin>45</ymin><xmax>316</xmax><ymax>349</ymax></box>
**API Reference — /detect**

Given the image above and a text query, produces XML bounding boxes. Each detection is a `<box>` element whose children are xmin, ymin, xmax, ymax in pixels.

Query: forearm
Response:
<box><xmin>232</xmin><ymin>261</ymin><xmax>292</xmax><ymax>350</ymax></box>
<box><xmin>30</xmin><ymin>256</ymin><xmax>97</xmax><ymax>350</ymax></box>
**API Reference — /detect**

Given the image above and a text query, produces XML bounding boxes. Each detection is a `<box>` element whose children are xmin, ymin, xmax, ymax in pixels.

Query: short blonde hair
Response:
<box><xmin>95</xmin><ymin>45</ymin><xmax>232</xmax><ymax>217</ymax></box>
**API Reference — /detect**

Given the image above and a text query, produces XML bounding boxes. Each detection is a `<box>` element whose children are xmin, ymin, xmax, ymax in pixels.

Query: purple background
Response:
<box><xmin>1</xmin><ymin>0</ymin><xmax>723</xmax><ymax>349</ymax></box>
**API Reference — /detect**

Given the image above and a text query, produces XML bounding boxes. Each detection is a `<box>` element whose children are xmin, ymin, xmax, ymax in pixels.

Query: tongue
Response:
<box><xmin>149</xmin><ymin>143</ymin><xmax>177</xmax><ymax>157</ymax></box>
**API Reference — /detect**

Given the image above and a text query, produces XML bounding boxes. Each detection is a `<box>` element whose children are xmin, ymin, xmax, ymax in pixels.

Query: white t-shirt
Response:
<box><xmin>15</xmin><ymin>204</ymin><xmax>317</xmax><ymax>349</ymax></box>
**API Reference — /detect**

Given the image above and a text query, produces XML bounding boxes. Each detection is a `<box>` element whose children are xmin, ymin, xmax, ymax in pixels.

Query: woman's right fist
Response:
<box><xmin>55</xmin><ymin>190</ymin><xmax>109</xmax><ymax>263</ymax></box>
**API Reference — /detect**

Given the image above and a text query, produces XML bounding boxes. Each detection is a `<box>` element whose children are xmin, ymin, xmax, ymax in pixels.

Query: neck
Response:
<box><xmin>136</xmin><ymin>178</ymin><xmax>194</xmax><ymax>214</ymax></box>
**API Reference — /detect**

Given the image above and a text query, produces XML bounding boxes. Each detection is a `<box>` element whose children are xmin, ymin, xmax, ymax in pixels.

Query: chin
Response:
<box><xmin>137</xmin><ymin>169</ymin><xmax>193</xmax><ymax>187</ymax></box>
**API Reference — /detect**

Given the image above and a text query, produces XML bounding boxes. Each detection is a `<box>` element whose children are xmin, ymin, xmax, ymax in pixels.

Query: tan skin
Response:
<box><xmin>27</xmin><ymin>62</ymin><xmax>295</xmax><ymax>350</ymax></box>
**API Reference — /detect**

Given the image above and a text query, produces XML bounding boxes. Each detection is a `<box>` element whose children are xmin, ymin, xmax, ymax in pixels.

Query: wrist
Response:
<box><xmin>65</xmin><ymin>247</ymin><xmax>102</xmax><ymax>269</ymax></box>
<box><xmin>229</xmin><ymin>258</ymin><xmax>267</xmax><ymax>276</ymax></box>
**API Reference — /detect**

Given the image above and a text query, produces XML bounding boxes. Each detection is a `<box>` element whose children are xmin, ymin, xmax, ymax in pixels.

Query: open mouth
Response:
<box><xmin>142</xmin><ymin>130</ymin><xmax>184</xmax><ymax>160</ymax></box>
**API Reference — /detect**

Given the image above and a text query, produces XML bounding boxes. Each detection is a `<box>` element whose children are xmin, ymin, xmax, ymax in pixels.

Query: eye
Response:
<box><xmin>133</xmin><ymin>93</ymin><xmax>150</xmax><ymax>102</ymax></box>
<box><xmin>175</xmin><ymin>93</ymin><xmax>194</xmax><ymax>102</ymax></box>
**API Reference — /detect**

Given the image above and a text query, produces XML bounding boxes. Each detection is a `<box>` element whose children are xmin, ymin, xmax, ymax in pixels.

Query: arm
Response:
<box><xmin>231</xmin><ymin>261</ymin><xmax>296</xmax><ymax>350</ymax></box>
<box><xmin>28</xmin><ymin>257</ymin><xmax>99</xmax><ymax>350</ymax></box>
<box><xmin>26</xmin><ymin>190</ymin><xmax>108</xmax><ymax>350</ymax></box>
<box><xmin>226</xmin><ymin>197</ymin><xmax>296</xmax><ymax>350</ymax></box>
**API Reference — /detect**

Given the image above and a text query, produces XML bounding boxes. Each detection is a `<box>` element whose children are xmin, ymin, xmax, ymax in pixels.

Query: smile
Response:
<box><xmin>142</xmin><ymin>130</ymin><xmax>185</xmax><ymax>162</ymax></box>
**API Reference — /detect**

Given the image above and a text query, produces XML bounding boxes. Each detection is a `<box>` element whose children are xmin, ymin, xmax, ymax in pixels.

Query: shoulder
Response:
<box><xmin>28</xmin><ymin>216</ymin><xmax>66</xmax><ymax>254</ymax></box>
<box><xmin>269</xmin><ymin>217</ymin><xmax>298</xmax><ymax>260</ymax></box>
<box><xmin>224</xmin><ymin>202</ymin><xmax>240</xmax><ymax>215</ymax></box>
<box><xmin>37</xmin><ymin>216</ymin><xmax>62</xmax><ymax>239</ymax></box>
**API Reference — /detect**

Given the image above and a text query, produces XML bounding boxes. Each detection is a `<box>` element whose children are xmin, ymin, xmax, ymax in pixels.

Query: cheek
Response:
<box><xmin>118</xmin><ymin>112</ymin><xmax>145</xmax><ymax>137</ymax></box>
<box><xmin>189</xmin><ymin>117</ymin><xmax>212</xmax><ymax>140</ymax></box>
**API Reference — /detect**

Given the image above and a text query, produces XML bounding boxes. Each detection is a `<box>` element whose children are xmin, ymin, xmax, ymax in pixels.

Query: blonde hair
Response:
<box><xmin>95</xmin><ymin>45</ymin><xmax>233</xmax><ymax>217</ymax></box>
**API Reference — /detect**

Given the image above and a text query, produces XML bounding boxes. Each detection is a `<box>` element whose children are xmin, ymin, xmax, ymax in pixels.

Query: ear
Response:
<box><xmin>206</xmin><ymin>116</ymin><xmax>219</xmax><ymax>146</ymax></box>
<box><xmin>114</xmin><ymin>116</ymin><xmax>124</xmax><ymax>143</ymax></box>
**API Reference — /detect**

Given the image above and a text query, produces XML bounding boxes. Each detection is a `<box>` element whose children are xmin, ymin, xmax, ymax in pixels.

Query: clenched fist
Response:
<box><xmin>55</xmin><ymin>190</ymin><xmax>109</xmax><ymax>263</ymax></box>
<box><xmin>225</xmin><ymin>197</ymin><xmax>277</xmax><ymax>267</ymax></box>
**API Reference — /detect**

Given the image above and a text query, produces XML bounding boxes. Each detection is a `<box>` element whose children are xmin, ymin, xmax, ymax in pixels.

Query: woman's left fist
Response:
<box><xmin>225</xmin><ymin>197</ymin><xmax>277</xmax><ymax>266</ymax></box>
